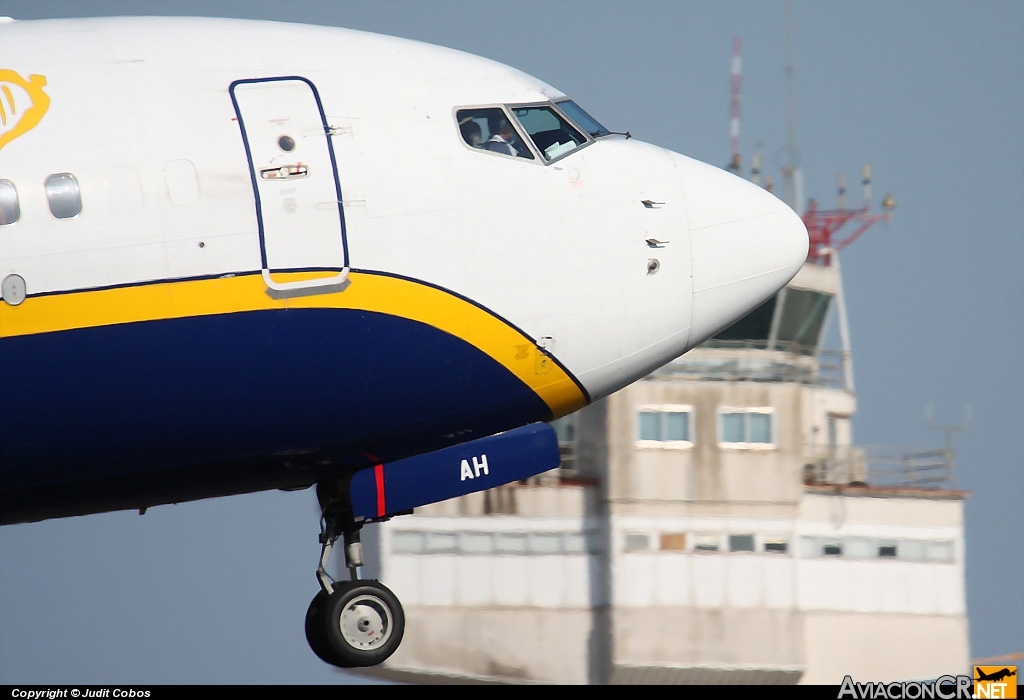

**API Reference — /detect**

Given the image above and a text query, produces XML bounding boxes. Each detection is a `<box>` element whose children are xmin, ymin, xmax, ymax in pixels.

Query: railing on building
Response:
<box><xmin>652</xmin><ymin>340</ymin><xmax>851</xmax><ymax>391</ymax></box>
<box><xmin>803</xmin><ymin>445</ymin><xmax>955</xmax><ymax>490</ymax></box>
<box><xmin>542</xmin><ymin>439</ymin><xmax>955</xmax><ymax>491</ymax></box>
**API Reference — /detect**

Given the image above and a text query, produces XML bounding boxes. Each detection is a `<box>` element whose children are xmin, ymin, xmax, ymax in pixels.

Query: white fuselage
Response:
<box><xmin>0</xmin><ymin>17</ymin><xmax>807</xmax><ymax>522</ymax></box>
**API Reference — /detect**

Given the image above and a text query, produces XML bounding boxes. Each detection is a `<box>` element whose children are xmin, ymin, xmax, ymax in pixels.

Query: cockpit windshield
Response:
<box><xmin>556</xmin><ymin>100</ymin><xmax>611</xmax><ymax>138</ymax></box>
<box><xmin>455</xmin><ymin>100</ymin><xmax>610</xmax><ymax>164</ymax></box>
<box><xmin>512</xmin><ymin>105</ymin><xmax>587</xmax><ymax>161</ymax></box>
<box><xmin>457</xmin><ymin>108</ymin><xmax>534</xmax><ymax>159</ymax></box>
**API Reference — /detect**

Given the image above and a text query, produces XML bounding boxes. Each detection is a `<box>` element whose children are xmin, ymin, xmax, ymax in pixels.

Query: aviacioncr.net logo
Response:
<box><xmin>974</xmin><ymin>666</ymin><xmax>1018</xmax><ymax>699</ymax></box>
<box><xmin>839</xmin><ymin>675</ymin><xmax>974</xmax><ymax>700</ymax></box>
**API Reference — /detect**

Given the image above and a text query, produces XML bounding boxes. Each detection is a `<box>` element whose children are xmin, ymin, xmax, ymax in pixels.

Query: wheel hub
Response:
<box><xmin>339</xmin><ymin>595</ymin><xmax>392</xmax><ymax>650</ymax></box>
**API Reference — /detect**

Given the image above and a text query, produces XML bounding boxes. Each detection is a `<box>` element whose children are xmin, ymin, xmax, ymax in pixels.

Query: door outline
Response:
<box><xmin>230</xmin><ymin>76</ymin><xmax>350</xmax><ymax>296</ymax></box>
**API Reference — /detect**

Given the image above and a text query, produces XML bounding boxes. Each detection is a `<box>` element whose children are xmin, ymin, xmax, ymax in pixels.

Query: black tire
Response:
<box><xmin>305</xmin><ymin>588</ymin><xmax>346</xmax><ymax>666</ymax></box>
<box><xmin>319</xmin><ymin>580</ymin><xmax>405</xmax><ymax>668</ymax></box>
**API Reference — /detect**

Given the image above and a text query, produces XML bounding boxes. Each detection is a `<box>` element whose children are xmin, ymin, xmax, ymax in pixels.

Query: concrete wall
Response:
<box><xmin>612</xmin><ymin>606</ymin><xmax>805</xmax><ymax>670</ymax></box>
<box><xmin>801</xmin><ymin>612</ymin><xmax>970</xmax><ymax>684</ymax></box>
<box><xmin>389</xmin><ymin>606</ymin><xmax>602</xmax><ymax>684</ymax></box>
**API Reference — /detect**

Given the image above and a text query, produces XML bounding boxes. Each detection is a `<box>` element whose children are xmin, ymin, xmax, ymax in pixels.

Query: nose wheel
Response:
<box><xmin>305</xmin><ymin>476</ymin><xmax>406</xmax><ymax>668</ymax></box>
<box><xmin>305</xmin><ymin>580</ymin><xmax>405</xmax><ymax>667</ymax></box>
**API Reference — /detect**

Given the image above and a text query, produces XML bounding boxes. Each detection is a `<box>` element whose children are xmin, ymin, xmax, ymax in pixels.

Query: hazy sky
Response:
<box><xmin>1</xmin><ymin>0</ymin><xmax>1021</xmax><ymax>685</ymax></box>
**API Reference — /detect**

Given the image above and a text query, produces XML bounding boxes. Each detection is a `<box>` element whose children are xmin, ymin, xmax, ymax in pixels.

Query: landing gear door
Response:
<box><xmin>231</xmin><ymin>77</ymin><xmax>349</xmax><ymax>295</ymax></box>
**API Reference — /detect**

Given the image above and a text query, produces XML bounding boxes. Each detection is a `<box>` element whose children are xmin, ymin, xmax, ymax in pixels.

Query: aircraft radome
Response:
<box><xmin>0</xmin><ymin>16</ymin><xmax>808</xmax><ymax>668</ymax></box>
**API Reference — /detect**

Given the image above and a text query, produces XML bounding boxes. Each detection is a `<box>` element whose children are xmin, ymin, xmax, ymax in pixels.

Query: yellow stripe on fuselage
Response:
<box><xmin>0</xmin><ymin>272</ymin><xmax>587</xmax><ymax>418</ymax></box>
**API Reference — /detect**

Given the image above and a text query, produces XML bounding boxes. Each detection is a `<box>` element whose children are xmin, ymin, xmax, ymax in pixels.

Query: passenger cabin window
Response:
<box><xmin>0</xmin><ymin>180</ymin><xmax>19</xmax><ymax>226</ymax></box>
<box><xmin>456</xmin><ymin>108</ymin><xmax>534</xmax><ymax>160</ymax></box>
<box><xmin>45</xmin><ymin>173</ymin><xmax>82</xmax><ymax>219</ymax></box>
<box><xmin>512</xmin><ymin>105</ymin><xmax>586</xmax><ymax>161</ymax></box>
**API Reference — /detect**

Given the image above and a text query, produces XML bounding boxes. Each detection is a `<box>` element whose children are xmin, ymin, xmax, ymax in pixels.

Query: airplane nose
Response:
<box><xmin>675</xmin><ymin>155</ymin><xmax>809</xmax><ymax>347</ymax></box>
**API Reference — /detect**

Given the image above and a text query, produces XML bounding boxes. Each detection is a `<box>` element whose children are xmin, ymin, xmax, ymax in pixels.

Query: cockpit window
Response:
<box><xmin>512</xmin><ymin>105</ymin><xmax>587</xmax><ymax>161</ymax></box>
<box><xmin>456</xmin><ymin>108</ymin><xmax>534</xmax><ymax>160</ymax></box>
<box><xmin>556</xmin><ymin>100</ymin><xmax>611</xmax><ymax>138</ymax></box>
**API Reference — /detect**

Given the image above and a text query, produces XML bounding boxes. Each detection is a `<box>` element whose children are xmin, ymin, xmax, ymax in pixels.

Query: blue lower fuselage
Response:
<box><xmin>0</xmin><ymin>271</ymin><xmax>587</xmax><ymax>523</ymax></box>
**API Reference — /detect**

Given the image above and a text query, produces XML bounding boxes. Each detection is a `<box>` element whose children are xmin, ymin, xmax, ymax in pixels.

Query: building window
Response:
<box><xmin>845</xmin><ymin>537</ymin><xmax>873</xmax><ymax>559</ymax></box>
<box><xmin>899</xmin><ymin>539</ymin><xmax>926</xmax><ymax>562</ymax></box>
<box><xmin>637</xmin><ymin>405</ymin><xmax>693</xmax><ymax>446</ymax></box>
<box><xmin>729</xmin><ymin>534</ymin><xmax>755</xmax><ymax>552</ymax></box>
<box><xmin>563</xmin><ymin>532</ymin><xmax>588</xmax><ymax>554</ymax></box>
<box><xmin>719</xmin><ymin>408</ymin><xmax>774</xmax><ymax>447</ymax></box>
<box><xmin>551</xmin><ymin>415</ymin><xmax>575</xmax><ymax>444</ymax></box>
<box><xmin>425</xmin><ymin>531</ymin><xmax>458</xmax><ymax>553</ymax></box>
<box><xmin>550</xmin><ymin>415</ymin><xmax>577</xmax><ymax>471</ymax></box>
<box><xmin>495</xmin><ymin>532</ymin><xmax>528</xmax><ymax>554</ymax></box>
<box><xmin>800</xmin><ymin>536</ymin><xmax>954</xmax><ymax>562</ymax></box>
<box><xmin>392</xmin><ymin>529</ymin><xmax>601</xmax><ymax>556</ymax></box>
<box><xmin>460</xmin><ymin>531</ymin><xmax>494</xmax><ymax>554</ymax></box>
<box><xmin>822</xmin><ymin>542</ymin><xmax>843</xmax><ymax>556</ymax></box>
<box><xmin>391</xmin><ymin>531</ymin><xmax>426</xmax><ymax>554</ymax></box>
<box><xmin>529</xmin><ymin>532</ymin><xmax>563</xmax><ymax>554</ymax></box>
<box><xmin>624</xmin><ymin>533</ymin><xmax>651</xmax><ymax>552</ymax></box>
<box><xmin>693</xmin><ymin>534</ymin><xmax>720</xmax><ymax>552</ymax></box>
<box><xmin>0</xmin><ymin>180</ymin><xmax>20</xmax><ymax>225</ymax></box>
<box><xmin>45</xmin><ymin>173</ymin><xmax>82</xmax><ymax>219</ymax></box>
<box><xmin>660</xmin><ymin>533</ymin><xmax>687</xmax><ymax>551</ymax></box>
<box><xmin>764</xmin><ymin>539</ymin><xmax>789</xmax><ymax>554</ymax></box>
<box><xmin>926</xmin><ymin>541</ymin><xmax>954</xmax><ymax>563</ymax></box>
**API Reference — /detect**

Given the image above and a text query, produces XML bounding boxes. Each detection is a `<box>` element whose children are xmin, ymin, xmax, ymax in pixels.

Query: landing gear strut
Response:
<box><xmin>304</xmin><ymin>477</ymin><xmax>405</xmax><ymax>668</ymax></box>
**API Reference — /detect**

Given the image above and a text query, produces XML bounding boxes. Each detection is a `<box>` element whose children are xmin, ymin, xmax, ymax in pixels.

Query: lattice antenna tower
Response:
<box><xmin>727</xmin><ymin>36</ymin><xmax>743</xmax><ymax>177</ymax></box>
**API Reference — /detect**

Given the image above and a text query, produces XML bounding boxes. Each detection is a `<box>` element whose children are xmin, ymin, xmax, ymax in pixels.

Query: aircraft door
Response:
<box><xmin>231</xmin><ymin>77</ymin><xmax>349</xmax><ymax>294</ymax></box>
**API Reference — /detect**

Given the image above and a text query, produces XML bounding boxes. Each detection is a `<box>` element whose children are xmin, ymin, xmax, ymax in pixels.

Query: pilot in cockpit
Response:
<box><xmin>483</xmin><ymin>118</ymin><xmax>520</xmax><ymax>157</ymax></box>
<box><xmin>460</xmin><ymin>119</ymin><xmax>483</xmax><ymax>148</ymax></box>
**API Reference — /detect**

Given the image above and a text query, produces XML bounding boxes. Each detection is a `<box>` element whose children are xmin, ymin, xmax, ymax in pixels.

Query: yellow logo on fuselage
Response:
<box><xmin>0</xmin><ymin>69</ymin><xmax>50</xmax><ymax>150</ymax></box>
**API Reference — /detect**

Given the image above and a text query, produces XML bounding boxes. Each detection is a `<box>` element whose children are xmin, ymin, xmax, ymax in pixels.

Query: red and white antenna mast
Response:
<box><xmin>803</xmin><ymin>164</ymin><xmax>896</xmax><ymax>265</ymax></box>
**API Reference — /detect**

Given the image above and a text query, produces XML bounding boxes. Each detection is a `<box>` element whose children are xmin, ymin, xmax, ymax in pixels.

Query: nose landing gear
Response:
<box><xmin>305</xmin><ymin>478</ymin><xmax>405</xmax><ymax>668</ymax></box>
<box><xmin>300</xmin><ymin>424</ymin><xmax>563</xmax><ymax>667</ymax></box>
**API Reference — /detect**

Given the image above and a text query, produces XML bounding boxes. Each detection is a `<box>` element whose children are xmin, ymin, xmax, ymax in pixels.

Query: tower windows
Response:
<box><xmin>636</xmin><ymin>405</ymin><xmax>693</xmax><ymax>447</ymax></box>
<box><xmin>719</xmin><ymin>408</ymin><xmax>774</xmax><ymax>447</ymax></box>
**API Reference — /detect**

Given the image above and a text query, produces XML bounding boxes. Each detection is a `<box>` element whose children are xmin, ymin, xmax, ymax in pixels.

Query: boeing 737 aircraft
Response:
<box><xmin>0</xmin><ymin>16</ymin><xmax>807</xmax><ymax>668</ymax></box>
